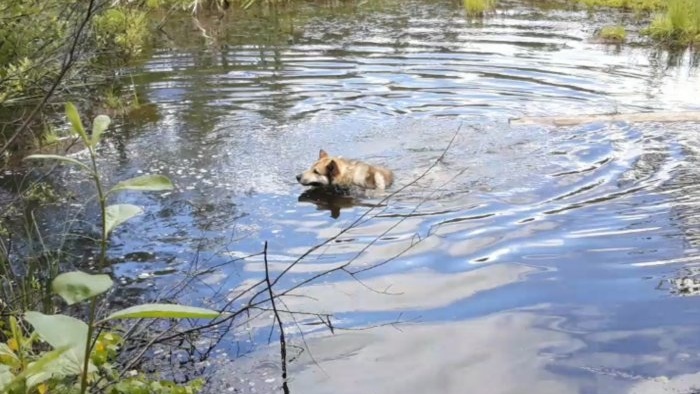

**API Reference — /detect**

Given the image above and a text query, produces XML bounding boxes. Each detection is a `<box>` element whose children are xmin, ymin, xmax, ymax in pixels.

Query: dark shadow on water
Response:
<box><xmin>297</xmin><ymin>187</ymin><xmax>378</xmax><ymax>219</ymax></box>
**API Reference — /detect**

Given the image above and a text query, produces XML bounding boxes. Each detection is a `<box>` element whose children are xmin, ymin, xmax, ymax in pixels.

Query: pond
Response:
<box><xmin>22</xmin><ymin>0</ymin><xmax>700</xmax><ymax>392</ymax></box>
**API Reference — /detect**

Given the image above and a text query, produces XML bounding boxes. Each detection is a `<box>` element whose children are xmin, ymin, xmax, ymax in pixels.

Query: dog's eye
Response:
<box><xmin>313</xmin><ymin>169</ymin><xmax>320</xmax><ymax>175</ymax></box>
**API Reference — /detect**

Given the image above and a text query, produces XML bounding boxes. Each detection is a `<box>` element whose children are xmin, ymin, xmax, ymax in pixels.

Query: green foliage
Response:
<box><xmin>598</xmin><ymin>25</ymin><xmax>627</xmax><ymax>42</ymax></box>
<box><xmin>109</xmin><ymin>175</ymin><xmax>175</xmax><ymax>194</ymax></box>
<box><xmin>65</xmin><ymin>102</ymin><xmax>89</xmax><ymax>144</ymax></box>
<box><xmin>104</xmin><ymin>204</ymin><xmax>144</xmax><ymax>236</ymax></box>
<box><xmin>52</xmin><ymin>272</ymin><xmax>113</xmax><ymax>305</ymax></box>
<box><xmin>463</xmin><ymin>0</ymin><xmax>496</xmax><ymax>15</ymax></box>
<box><xmin>9</xmin><ymin>105</ymin><xmax>214</xmax><ymax>393</ymax></box>
<box><xmin>105</xmin><ymin>304</ymin><xmax>222</xmax><ymax>320</ymax></box>
<box><xmin>24</xmin><ymin>155</ymin><xmax>90</xmax><ymax>172</ymax></box>
<box><xmin>0</xmin><ymin>2</ymin><xmax>75</xmax><ymax>105</ymax></box>
<box><xmin>1</xmin><ymin>270</ymin><xmax>219</xmax><ymax>393</ymax></box>
<box><xmin>25</xmin><ymin>103</ymin><xmax>173</xmax><ymax>245</ymax></box>
<box><xmin>91</xmin><ymin>115</ymin><xmax>111</xmax><ymax>147</ymax></box>
<box><xmin>110</xmin><ymin>376</ymin><xmax>205</xmax><ymax>394</ymax></box>
<box><xmin>644</xmin><ymin>0</ymin><xmax>700</xmax><ymax>45</ymax></box>
<box><xmin>21</xmin><ymin>182</ymin><xmax>60</xmax><ymax>205</ymax></box>
<box><xmin>576</xmin><ymin>0</ymin><xmax>662</xmax><ymax>11</ymax></box>
<box><xmin>94</xmin><ymin>8</ymin><xmax>150</xmax><ymax>57</ymax></box>
<box><xmin>141</xmin><ymin>0</ymin><xmax>199</xmax><ymax>9</ymax></box>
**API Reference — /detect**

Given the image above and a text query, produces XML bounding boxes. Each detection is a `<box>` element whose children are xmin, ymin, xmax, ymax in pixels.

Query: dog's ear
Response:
<box><xmin>319</xmin><ymin>149</ymin><xmax>328</xmax><ymax>159</ymax></box>
<box><xmin>326</xmin><ymin>160</ymin><xmax>340</xmax><ymax>179</ymax></box>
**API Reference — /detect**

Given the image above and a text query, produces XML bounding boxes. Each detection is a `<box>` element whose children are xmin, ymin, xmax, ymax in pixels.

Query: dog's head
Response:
<box><xmin>296</xmin><ymin>149</ymin><xmax>341</xmax><ymax>187</ymax></box>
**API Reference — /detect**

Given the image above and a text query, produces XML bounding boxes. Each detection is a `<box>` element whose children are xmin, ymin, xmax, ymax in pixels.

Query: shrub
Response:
<box><xmin>94</xmin><ymin>8</ymin><xmax>150</xmax><ymax>57</ymax></box>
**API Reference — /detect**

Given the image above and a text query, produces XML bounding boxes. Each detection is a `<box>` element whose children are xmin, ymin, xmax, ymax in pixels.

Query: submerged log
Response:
<box><xmin>509</xmin><ymin>111</ymin><xmax>700</xmax><ymax>126</ymax></box>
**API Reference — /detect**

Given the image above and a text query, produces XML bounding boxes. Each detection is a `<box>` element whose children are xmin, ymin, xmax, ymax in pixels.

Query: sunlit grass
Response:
<box><xmin>463</xmin><ymin>0</ymin><xmax>496</xmax><ymax>16</ymax></box>
<box><xmin>576</xmin><ymin>0</ymin><xmax>662</xmax><ymax>12</ymax></box>
<box><xmin>644</xmin><ymin>0</ymin><xmax>700</xmax><ymax>46</ymax></box>
<box><xmin>598</xmin><ymin>25</ymin><xmax>627</xmax><ymax>42</ymax></box>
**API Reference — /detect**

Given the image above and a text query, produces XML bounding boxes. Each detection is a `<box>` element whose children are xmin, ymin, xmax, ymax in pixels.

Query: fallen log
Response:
<box><xmin>509</xmin><ymin>111</ymin><xmax>700</xmax><ymax>126</ymax></box>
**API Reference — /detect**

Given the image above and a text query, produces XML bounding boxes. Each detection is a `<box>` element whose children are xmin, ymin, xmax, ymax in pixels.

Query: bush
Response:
<box><xmin>0</xmin><ymin>2</ymin><xmax>75</xmax><ymax>105</ymax></box>
<box><xmin>94</xmin><ymin>7</ymin><xmax>150</xmax><ymax>57</ymax></box>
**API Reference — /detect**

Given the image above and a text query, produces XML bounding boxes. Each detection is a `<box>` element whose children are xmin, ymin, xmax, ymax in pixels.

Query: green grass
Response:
<box><xmin>577</xmin><ymin>0</ymin><xmax>662</xmax><ymax>12</ymax></box>
<box><xmin>464</xmin><ymin>0</ymin><xmax>496</xmax><ymax>15</ymax></box>
<box><xmin>598</xmin><ymin>25</ymin><xmax>627</xmax><ymax>42</ymax></box>
<box><xmin>644</xmin><ymin>0</ymin><xmax>700</xmax><ymax>46</ymax></box>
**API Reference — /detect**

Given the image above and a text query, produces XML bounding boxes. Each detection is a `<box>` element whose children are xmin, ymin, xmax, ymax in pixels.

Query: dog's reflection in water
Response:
<box><xmin>298</xmin><ymin>187</ymin><xmax>375</xmax><ymax>219</ymax></box>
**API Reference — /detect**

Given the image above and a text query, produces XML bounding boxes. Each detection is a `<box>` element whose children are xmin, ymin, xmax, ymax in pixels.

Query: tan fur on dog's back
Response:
<box><xmin>332</xmin><ymin>158</ymin><xmax>393</xmax><ymax>189</ymax></box>
<box><xmin>296</xmin><ymin>149</ymin><xmax>394</xmax><ymax>190</ymax></box>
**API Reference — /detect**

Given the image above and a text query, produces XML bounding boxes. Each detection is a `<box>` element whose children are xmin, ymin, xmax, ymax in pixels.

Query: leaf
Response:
<box><xmin>105</xmin><ymin>204</ymin><xmax>143</xmax><ymax>235</ymax></box>
<box><xmin>91</xmin><ymin>114</ymin><xmax>111</xmax><ymax>146</ymax></box>
<box><xmin>52</xmin><ymin>271</ymin><xmax>113</xmax><ymax>305</ymax></box>
<box><xmin>65</xmin><ymin>102</ymin><xmax>89</xmax><ymax>144</ymax></box>
<box><xmin>21</xmin><ymin>346</ymin><xmax>71</xmax><ymax>389</ymax></box>
<box><xmin>0</xmin><ymin>343</ymin><xmax>19</xmax><ymax>367</ymax></box>
<box><xmin>0</xmin><ymin>364</ymin><xmax>15</xmax><ymax>393</ymax></box>
<box><xmin>21</xmin><ymin>312</ymin><xmax>93</xmax><ymax>386</ymax></box>
<box><xmin>108</xmin><ymin>174</ymin><xmax>174</xmax><ymax>195</ymax></box>
<box><xmin>23</xmin><ymin>312</ymin><xmax>88</xmax><ymax>351</ymax></box>
<box><xmin>105</xmin><ymin>304</ymin><xmax>221</xmax><ymax>320</ymax></box>
<box><xmin>25</xmin><ymin>347</ymin><xmax>96</xmax><ymax>388</ymax></box>
<box><xmin>23</xmin><ymin>154</ymin><xmax>90</xmax><ymax>172</ymax></box>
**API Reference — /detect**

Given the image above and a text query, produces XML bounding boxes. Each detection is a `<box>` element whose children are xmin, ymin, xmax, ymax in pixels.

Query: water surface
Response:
<box><xmin>31</xmin><ymin>0</ymin><xmax>700</xmax><ymax>392</ymax></box>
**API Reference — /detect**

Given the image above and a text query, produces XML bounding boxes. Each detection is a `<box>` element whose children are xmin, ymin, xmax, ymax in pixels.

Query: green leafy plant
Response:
<box><xmin>0</xmin><ymin>271</ymin><xmax>218</xmax><ymax>393</ymax></box>
<box><xmin>6</xmin><ymin>103</ymin><xmax>218</xmax><ymax>393</ymax></box>
<box><xmin>25</xmin><ymin>102</ymin><xmax>173</xmax><ymax>264</ymax></box>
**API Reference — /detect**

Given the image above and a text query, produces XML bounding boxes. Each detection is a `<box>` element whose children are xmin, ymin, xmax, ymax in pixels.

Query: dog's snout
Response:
<box><xmin>296</xmin><ymin>174</ymin><xmax>302</xmax><ymax>182</ymax></box>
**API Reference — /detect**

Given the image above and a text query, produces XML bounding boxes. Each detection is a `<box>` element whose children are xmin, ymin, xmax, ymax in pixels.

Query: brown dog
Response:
<box><xmin>296</xmin><ymin>149</ymin><xmax>394</xmax><ymax>190</ymax></box>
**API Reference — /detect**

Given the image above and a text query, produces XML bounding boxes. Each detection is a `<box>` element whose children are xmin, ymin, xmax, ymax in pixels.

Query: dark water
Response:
<box><xmin>23</xmin><ymin>0</ymin><xmax>700</xmax><ymax>392</ymax></box>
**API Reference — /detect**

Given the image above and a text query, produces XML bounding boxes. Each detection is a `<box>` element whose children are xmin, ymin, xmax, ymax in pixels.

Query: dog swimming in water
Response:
<box><xmin>296</xmin><ymin>149</ymin><xmax>394</xmax><ymax>191</ymax></box>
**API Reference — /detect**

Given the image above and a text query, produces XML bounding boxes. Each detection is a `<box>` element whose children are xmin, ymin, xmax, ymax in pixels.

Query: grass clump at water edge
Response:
<box><xmin>463</xmin><ymin>0</ymin><xmax>496</xmax><ymax>16</ymax></box>
<box><xmin>644</xmin><ymin>0</ymin><xmax>700</xmax><ymax>46</ymax></box>
<box><xmin>597</xmin><ymin>25</ymin><xmax>627</xmax><ymax>42</ymax></box>
<box><xmin>576</xmin><ymin>0</ymin><xmax>662</xmax><ymax>12</ymax></box>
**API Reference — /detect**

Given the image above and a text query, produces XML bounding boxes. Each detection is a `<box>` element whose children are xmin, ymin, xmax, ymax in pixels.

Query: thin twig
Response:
<box><xmin>263</xmin><ymin>241</ymin><xmax>290</xmax><ymax>394</ymax></box>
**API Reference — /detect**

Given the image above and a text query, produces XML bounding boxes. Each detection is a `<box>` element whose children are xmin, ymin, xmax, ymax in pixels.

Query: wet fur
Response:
<box><xmin>296</xmin><ymin>149</ymin><xmax>394</xmax><ymax>190</ymax></box>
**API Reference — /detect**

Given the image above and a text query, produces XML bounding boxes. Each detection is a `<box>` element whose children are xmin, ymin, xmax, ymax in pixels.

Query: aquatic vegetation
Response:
<box><xmin>644</xmin><ymin>0</ymin><xmax>700</xmax><ymax>46</ymax></box>
<box><xmin>464</xmin><ymin>0</ymin><xmax>496</xmax><ymax>16</ymax></box>
<box><xmin>94</xmin><ymin>7</ymin><xmax>150</xmax><ymax>57</ymax></box>
<box><xmin>575</xmin><ymin>0</ymin><xmax>700</xmax><ymax>46</ymax></box>
<box><xmin>598</xmin><ymin>25</ymin><xmax>627</xmax><ymax>42</ymax></box>
<box><xmin>576</xmin><ymin>0</ymin><xmax>662</xmax><ymax>11</ymax></box>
